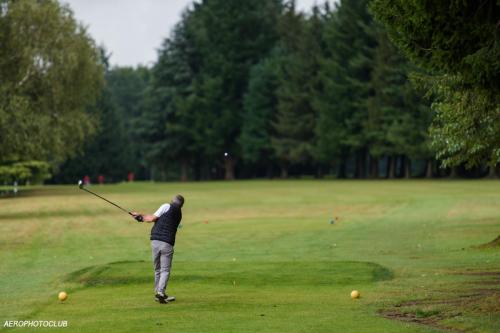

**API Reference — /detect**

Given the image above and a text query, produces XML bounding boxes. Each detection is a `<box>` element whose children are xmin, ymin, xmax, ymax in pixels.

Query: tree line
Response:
<box><xmin>1</xmin><ymin>0</ymin><xmax>498</xmax><ymax>184</ymax></box>
<box><xmin>136</xmin><ymin>0</ymin><xmax>437</xmax><ymax>181</ymax></box>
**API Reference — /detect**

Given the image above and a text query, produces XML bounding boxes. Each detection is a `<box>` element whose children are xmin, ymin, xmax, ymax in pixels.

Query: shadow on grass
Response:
<box><xmin>64</xmin><ymin>260</ymin><xmax>393</xmax><ymax>288</ymax></box>
<box><xmin>472</xmin><ymin>235</ymin><xmax>500</xmax><ymax>249</ymax></box>
<box><xmin>64</xmin><ymin>260</ymin><xmax>149</xmax><ymax>286</ymax></box>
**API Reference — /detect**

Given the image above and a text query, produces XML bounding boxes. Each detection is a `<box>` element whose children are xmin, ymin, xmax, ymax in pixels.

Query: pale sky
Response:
<box><xmin>62</xmin><ymin>0</ymin><xmax>330</xmax><ymax>68</ymax></box>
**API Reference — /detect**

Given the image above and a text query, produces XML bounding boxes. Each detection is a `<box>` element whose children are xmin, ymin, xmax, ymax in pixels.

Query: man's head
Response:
<box><xmin>172</xmin><ymin>194</ymin><xmax>184</xmax><ymax>208</ymax></box>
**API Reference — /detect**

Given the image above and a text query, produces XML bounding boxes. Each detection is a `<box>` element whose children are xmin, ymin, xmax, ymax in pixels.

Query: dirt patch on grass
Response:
<box><xmin>381</xmin><ymin>309</ymin><xmax>463</xmax><ymax>333</ymax></box>
<box><xmin>380</xmin><ymin>271</ymin><xmax>500</xmax><ymax>333</ymax></box>
<box><xmin>393</xmin><ymin>289</ymin><xmax>500</xmax><ymax>309</ymax></box>
<box><xmin>473</xmin><ymin>235</ymin><xmax>500</xmax><ymax>249</ymax></box>
<box><xmin>460</xmin><ymin>271</ymin><xmax>500</xmax><ymax>287</ymax></box>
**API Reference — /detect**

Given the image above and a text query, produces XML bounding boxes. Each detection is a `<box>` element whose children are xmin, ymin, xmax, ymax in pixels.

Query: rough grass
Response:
<box><xmin>0</xmin><ymin>180</ymin><xmax>499</xmax><ymax>333</ymax></box>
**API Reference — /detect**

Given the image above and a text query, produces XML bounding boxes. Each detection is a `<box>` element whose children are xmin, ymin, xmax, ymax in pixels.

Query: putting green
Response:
<box><xmin>0</xmin><ymin>180</ymin><xmax>498</xmax><ymax>332</ymax></box>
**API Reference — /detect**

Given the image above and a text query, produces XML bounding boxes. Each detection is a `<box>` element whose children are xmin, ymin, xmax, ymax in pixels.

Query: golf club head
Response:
<box><xmin>78</xmin><ymin>180</ymin><xmax>83</xmax><ymax>189</ymax></box>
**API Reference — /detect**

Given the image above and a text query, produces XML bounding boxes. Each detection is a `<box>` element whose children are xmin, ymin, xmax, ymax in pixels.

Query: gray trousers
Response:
<box><xmin>151</xmin><ymin>240</ymin><xmax>174</xmax><ymax>296</ymax></box>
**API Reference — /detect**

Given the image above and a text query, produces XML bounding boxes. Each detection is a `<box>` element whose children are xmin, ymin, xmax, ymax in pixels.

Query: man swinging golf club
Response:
<box><xmin>132</xmin><ymin>194</ymin><xmax>185</xmax><ymax>304</ymax></box>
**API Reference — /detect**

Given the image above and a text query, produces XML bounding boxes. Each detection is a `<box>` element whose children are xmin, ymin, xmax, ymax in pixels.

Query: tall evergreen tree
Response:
<box><xmin>239</xmin><ymin>54</ymin><xmax>280</xmax><ymax>176</ymax></box>
<box><xmin>339</xmin><ymin>0</ymin><xmax>376</xmax><ymax>178</ymax></box>
<box><xmin>190</xmin><ymin>0</ymin><xmax>282</xmax><ymax>179</ymax></box>
<box><xmin>313</xmin><ymin>0</ymin><xmax>376</xmax><ymax>178</ymax></box>
<box><xmin>106</xmin><ymin>66</ymin><xmax>151</xmax><ymax>179</ymax></box>
<box><xmin>142</xmin><ymin>9</ymin><xmax>201</xmax><ymax>181</ymax></box>
<box><xmin>366</xmin><ymin>29</ymin><xmax>432</xmax><ymax>178</ymax></box>
<box><xmin>271</xmin><ymin>2</ymin><xmax>321</xmax><ymax>178</ymax></box>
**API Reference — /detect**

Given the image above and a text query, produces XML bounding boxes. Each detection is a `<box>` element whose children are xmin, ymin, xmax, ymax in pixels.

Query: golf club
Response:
<box><xmin>78</xmin><ymin>180</ymin><xmax>143</xmax><ymax>221</ymax></box>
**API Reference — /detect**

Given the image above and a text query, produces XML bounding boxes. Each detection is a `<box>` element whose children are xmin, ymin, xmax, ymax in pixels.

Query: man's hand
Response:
<box><xmin>131</xmin><ymin>212</ymin><xmax>144</xmax><ymax>222</ymax></box>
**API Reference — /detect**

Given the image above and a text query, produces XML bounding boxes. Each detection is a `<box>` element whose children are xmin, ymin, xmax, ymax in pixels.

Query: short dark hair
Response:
<box><xmin>172</xmin><ymin>194</ymin><xmax>184</xmax><ymax>208</ymax></box>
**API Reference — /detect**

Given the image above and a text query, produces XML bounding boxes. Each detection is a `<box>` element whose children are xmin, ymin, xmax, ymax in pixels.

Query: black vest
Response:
<box><xmin>150</xmin><ymin>204</ymin><xmax>182</xmax><ymax>246</ymax></box>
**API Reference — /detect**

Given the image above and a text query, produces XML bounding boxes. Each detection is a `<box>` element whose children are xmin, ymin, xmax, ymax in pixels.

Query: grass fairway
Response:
<box><xmin>0</xmin><ymin>180</ymin><xmax>499</xmax><ymax>333</ymax></box>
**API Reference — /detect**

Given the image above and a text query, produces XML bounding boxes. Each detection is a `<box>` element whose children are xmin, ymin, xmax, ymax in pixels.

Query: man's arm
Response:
<box><xmin>131</xmin><ymin>212</ymin><xmax>158</xmax><ymax>223</ymax></box>
<box><xmin>131</xmin><ymin>204</ymin><xmax>169</xmax><ymax>223</ymax></box>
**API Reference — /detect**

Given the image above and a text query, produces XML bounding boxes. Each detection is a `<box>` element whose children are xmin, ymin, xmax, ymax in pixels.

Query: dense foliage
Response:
<box><xmin>0</xmin><ymin>0</ymin><xmax>103</xmax><ymax>183</ymax></box>
<box><xmin>128</xmin><ymin>0</ymin><xmax>438</xmax><ymax>180</ymax></box>
<box><xmin>370</xmin><ymin>0</ymin><xmax>500</xmax><ymax>168</ymax></box>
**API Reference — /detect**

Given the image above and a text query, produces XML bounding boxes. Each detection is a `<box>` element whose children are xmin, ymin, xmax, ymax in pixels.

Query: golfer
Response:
<box><xmin>132</xmin><ymin>194</ymin><xmax>184</xmax><ymax>304</ymax></box>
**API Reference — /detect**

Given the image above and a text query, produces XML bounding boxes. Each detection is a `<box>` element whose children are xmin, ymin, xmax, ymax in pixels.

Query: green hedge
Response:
<box><xmin>0</xmin><ymin>161</ymin><xmax>51</xmax><ymax>184</ymax></box>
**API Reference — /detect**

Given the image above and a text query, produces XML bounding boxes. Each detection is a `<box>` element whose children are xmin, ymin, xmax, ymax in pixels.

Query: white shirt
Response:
<box><xmin>154</xmin><ymin>203</ymin><xmax>171</xmax><ymax>218</ymax></box>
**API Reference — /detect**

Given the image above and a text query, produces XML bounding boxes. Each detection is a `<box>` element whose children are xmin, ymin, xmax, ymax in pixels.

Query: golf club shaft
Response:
<box><xmin>81</xmin><ymin>187</ymin><xmax>132</xmax><ymax>216</ymax></box>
